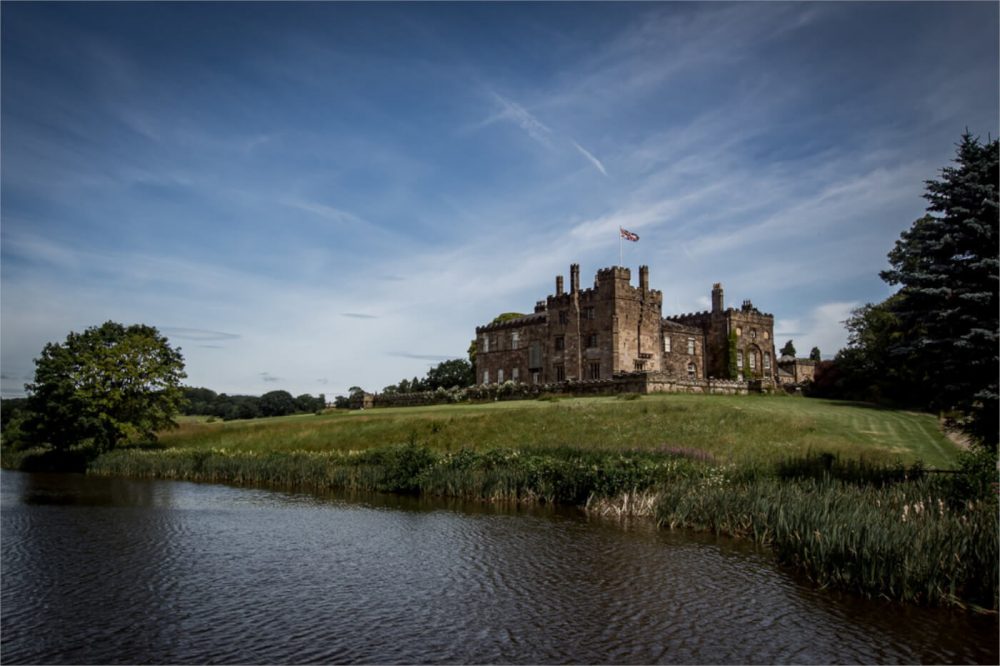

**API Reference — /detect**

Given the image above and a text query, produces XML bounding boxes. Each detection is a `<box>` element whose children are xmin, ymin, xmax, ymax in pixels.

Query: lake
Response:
<box><xmin>1</xmin><ymin>470</ymin><xmax>996</xmax><ymax>664</ymax></box>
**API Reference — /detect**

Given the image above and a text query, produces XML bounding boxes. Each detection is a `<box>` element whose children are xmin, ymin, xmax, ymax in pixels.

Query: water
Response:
<box><xmin>2</xmin><ymin>470</ymin><xmax>996</xmax><ymax>664</ymax></box>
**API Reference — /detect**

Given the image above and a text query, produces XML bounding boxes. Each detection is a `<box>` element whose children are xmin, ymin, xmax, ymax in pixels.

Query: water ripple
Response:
<box><xmin>2</xmin><ymin>471</ymin><xmax>997</xmax><ymax>665</ymax></box>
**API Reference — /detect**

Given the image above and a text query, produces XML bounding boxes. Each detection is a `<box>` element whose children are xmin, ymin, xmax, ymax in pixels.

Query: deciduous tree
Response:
<box><xmin>23</xmin><ymin>322</ymin><xmax>186</xmax><ymax>453</ymax></box>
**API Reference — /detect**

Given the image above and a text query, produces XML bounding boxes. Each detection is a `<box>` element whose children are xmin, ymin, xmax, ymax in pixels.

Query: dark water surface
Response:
<box><xmin>2</xmin><ymin>470</ymin><xmax>996</xmax><ymax>664</ymax></box>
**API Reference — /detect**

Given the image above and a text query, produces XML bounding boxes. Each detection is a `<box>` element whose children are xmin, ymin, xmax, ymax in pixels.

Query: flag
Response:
<box><xmin>620</xmin><ymin>227</ymin><xmax>639</xmax><ymax>242</ymax></box>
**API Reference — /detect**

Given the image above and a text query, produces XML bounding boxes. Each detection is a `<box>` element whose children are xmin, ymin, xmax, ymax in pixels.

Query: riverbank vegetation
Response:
<box><xmin>75</xmin><ymin>393</ymin><xmax>998</xmax><ymax>611</ymax></box>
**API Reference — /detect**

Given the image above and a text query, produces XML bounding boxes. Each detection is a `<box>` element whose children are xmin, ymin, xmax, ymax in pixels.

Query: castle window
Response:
<box><xmin>512</xmin><ymin>331</ymin><xmax>519</xmax><ymax>348</ymax></box>
<box><xmin>687</xmin><ymin>338</ymin><xmax>695</xmax><ymax>355</ymax></box>
<box><xmin>634</xmin><ymin>359</ymin><xmax>646</xmax><ymax>371</ymax></box>
<box><xmin>749</xmin><ymin>353</ymin><xmax>757</xmax><ymax>370</ymax></box>
<box><xmin>498</xmin><ymin>369</ymin><xmax>504</xmax><ymax>383</ymax></box>
<box><xmin>512</xmin><ymin>367</ymin><xmax>519</xmax><ymax>382</ymax></box>
<box><xmin>529</xmin><ymin>342</ymin><xmax>542</xmax><ymax>368</ymax></box>
<box><xmin>555</xmin><ymin>336</ymin><xmax>565</xmax><ymax>351</ymax></box>
<box><xmin>483</xmin><ymin>370</ymin><xmax>490</xmax><ymax>385</ymax></box>
<box><xmin>584</xmin><ymin>306</ymin><xmax>595</xmax><ymax>320</ymax></box>
<box><xmin>589</xmin><ymin>362</ymin><xmax>600</xmax><ymax>379</ymax></box>
<box><xmin>687</xmin><ymin>363</ymin><xmax>696</xmax><ymax>378</ymax></box>
<box><xmin>587</xmin><ymin>333</ymin><xmax>598</xmax><ymax>348</ymax></box>
<box><xmin>735</xmin><ymin>327</ymin><xmax>742</xmax><ymax>337</ymax></box>
<box><xmin>532</xmin><ymin>371</ymin><xmax>539</xmax><ymax>384</ymax></box>
<box><xmin>763</xmin><ymin>331</ymin><xmax>770</xmax><ymax>340</ymax></box>
<box><xmin>737</xmin><ymin>351</ymin><xmax>744</xmax><ymax>368</ymax></box>
<box><xmin>751</xmin><ymin>329</ymin><xmax>757</xmax><ymax>340</ymax></box>
<box><xmin>663</xmin><ymin>336</ymin><xmax>671</xmax><ymax>353</ymax></box>
<box><xmin>482</xmin><ymin>336</ymin><xmax>490</xmax><ymax>353</ymax></box>
<box><xmin>764</xmin><ymin>352</ymin><xmax>771</xmax><ymax>370</ymax></box>
<box><xmin>555</xmin><ymin>364</ymin><xmax>565</xmax><ymax>382</ymax></box>
<box><xmin>559</xmin><ymin>310</ymin><xmax>569</xmax><ymax>325</ymax></box>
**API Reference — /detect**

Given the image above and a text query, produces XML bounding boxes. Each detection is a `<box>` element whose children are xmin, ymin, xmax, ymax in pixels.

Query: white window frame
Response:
<box><xmin>511</xmin><ymin>367</ymin><xmax>519</xmax><ymax>382</ymax></box>
<box><xmin>498</xmin><ymin>368</ymin><xmax>504</xmax><ymax>383</ymax></box>
<box><xmin>483</xmin><ymin>370</ymin><xmax>490</xmax><ymax>385</ymax></box>
<box><xmin>687</xmin><ymin>338</ymin><xmax>695</xmax><ymax>355</ymax></box>
<box><xmin>511</xmin><ymin>331</ymin><xmax>519</xmax><ymax>348</ymax></box>
<box><xmin>737</xmin><ymin>350</ymin><xmax>743</xmax><ymax>368</ymax></box>
<box><xmin>664</xmin><ymin>336</ymin><xmax>671</xmax><ymax>353</ymax></box>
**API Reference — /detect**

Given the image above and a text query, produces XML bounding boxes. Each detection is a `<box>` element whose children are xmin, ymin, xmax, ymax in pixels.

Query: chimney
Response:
<box><xmin>712</xmin><ymin>283</ymin><xmax>724</xmax><ymax>313</ymax></box>
<box><xmin>556</xmin><ymin>275</ymin><xmax>564</xmax><ymax>296</ymax></box>
<box><xmin>570</xmin><ymin>263</ymin><xmax>580</xmax><ymax>294</ymax></box>
<box><xmin>639</xmin><ymin>265</ymin><xmax>649</xmax><ymax>292</ymax></box>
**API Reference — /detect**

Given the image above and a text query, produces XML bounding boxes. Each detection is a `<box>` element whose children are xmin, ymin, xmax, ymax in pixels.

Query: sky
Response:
<box><xmin>2</xmin><ymin>2</ymin><xmax>998</xmax><ymax>399</ymax></box>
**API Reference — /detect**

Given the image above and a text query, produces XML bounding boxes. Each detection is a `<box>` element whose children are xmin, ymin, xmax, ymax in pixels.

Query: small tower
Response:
<box><xmin>712</xmin><ymin>283</ymin><xmax>724</xmax><ymax>313</ymax></box>
<box><xmin>639</xmin><ymin>265</ymin><xmax>649</xmax><ymax>292</ymax></box>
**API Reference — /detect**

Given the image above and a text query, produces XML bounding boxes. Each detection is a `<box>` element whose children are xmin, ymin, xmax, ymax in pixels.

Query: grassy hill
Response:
<box><xmin>162</xmin><ymin>393</ymin><xmax>959</xmax><ymax>469</ymax></box>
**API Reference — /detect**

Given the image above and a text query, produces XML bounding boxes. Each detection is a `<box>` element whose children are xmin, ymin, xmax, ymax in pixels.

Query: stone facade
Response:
<box><xmin>776</xmin><ymin>356</ymin><xmax>817</xmax><ymax>385</ymax></box>
<box><xmin>475</xmin><ymin>265</ymin><xmax>777</xmax><ymax>388</ymax></box>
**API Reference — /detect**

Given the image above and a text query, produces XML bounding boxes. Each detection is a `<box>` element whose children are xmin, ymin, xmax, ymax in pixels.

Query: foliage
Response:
<box><xmin>809</xmin><ymin>347</ymin><xmax>821</xmax><ymax>362</ymax></box>
<box><xmin>19</xmin><ymin>322</ymin><xmax>186</xmax><ymax>454</ymax></box>
<box><xmin>425</xmin><ymin>358</ymin><xmax>474</xmax><ymax>390</ymax></box>
<box><xmin>780</xmin><ymin>340</ymin><xmax>796</xmax><ymax>357</ymax></box>
<box><xmin>727</xmin><ymin>331</ymin><xmax>739</xmax><ymax>379</ymax></box>
<box><xmin>180</xmin><ymin>387</ymin><xmax>326</xmax><ymax>420</ymax></box>
<box><xmin>382</xmin><ymin>358</ymin><xmax>474</xmax><ymax>395</ymax></box>
<box><xmin>490</xmin><ymin>312</ymin><xmax>526</xmax><ymax>325</ymax></box>
<box><xmin>878</xmin><ymin>133</ymin><xmax>998</xmax><ymax>447</ymax></box>
<box><xmin>820</xmin><ymin>296</ymin><xmax>921</xmax><ymax>404</ymax></box>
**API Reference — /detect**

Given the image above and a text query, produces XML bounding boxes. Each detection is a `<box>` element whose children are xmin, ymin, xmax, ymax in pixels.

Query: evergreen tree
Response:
<box><xmin>880</xmin><ymin>132</ymin><xmax>998</xmax><ymax>446</ymax></box>
<box><xmin>780</xmin><ymin>340</ymin><xmax>796</xmax><ymax>357</ymax></box>
<box><xmin>809</xmin><ymin>347</ymin><xmax>822</xmax><ymax>362</ymax></box>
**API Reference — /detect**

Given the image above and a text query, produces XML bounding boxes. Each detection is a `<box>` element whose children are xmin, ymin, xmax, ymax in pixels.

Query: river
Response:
<box><xmin>1</xmin><ymin>470</ymin><xmax>996</xmax><ymax>664</ymax></box>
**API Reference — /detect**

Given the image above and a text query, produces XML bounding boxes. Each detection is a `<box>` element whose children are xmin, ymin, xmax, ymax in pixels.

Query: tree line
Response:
<box><xmin>810</xmin><ymin>132</ymin><xmax>998</xmax><ymax>448</ymax></box>
<box><xmin>181</xmin><ymin>387</ymin><xmax>326</xmax><ymax>421</ymax></box>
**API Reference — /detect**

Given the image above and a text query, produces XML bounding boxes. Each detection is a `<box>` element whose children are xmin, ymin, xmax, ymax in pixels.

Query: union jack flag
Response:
<box><xmin>620</xmin><ymin>227</ymin><xmax>639</xmax><ymax>242</ymax></box>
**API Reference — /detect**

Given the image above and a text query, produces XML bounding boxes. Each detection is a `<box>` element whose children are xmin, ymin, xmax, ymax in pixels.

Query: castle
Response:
<box><xmin>474</xmin><ymin>264</ymin><xmax>779</xmax><ymax>390</ymax></box>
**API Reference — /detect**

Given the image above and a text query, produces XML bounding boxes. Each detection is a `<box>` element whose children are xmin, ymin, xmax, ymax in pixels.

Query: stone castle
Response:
<box><xmin>475</xmin><ymin>264</ymin><xmax>780</xmax><ymax>391</ymax></box>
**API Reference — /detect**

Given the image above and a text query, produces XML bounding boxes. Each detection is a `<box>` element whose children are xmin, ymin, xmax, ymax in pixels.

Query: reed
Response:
<box><xmin>654</xmin><ymin>472</ymin><xmax>998</xmax><ymax>610</ymax></box>
<box><xmin>86</xmin><ymin>439</ymin><xmax>996</xmax><ymax>611</ymax></box>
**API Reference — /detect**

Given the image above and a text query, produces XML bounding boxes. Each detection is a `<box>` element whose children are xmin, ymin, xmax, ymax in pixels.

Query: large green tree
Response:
<box><xmin>880</xmin><ymin>133</ymin><xmax>998</xmax><ymax>445</ymax></box>
<box><xmin>22</xmin><ymin>322</ymin><xmax>186</xmax><ymax>453</ymax></box>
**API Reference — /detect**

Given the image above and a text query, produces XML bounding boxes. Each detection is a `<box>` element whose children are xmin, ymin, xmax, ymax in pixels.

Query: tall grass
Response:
<box><xmin>655</xmin><ymin>473</ymin><xmax>997</xmax><ymax>610</ymax></box>
<box><xmin>88</xmin><ymin>443</ymin><xmax>998</xmax><ymax>610</ymax></box>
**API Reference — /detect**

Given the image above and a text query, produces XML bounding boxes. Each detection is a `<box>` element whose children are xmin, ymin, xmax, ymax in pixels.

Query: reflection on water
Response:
<box><xmin>2</xmin><ymin>470</ymin><xmax>997</xmax><ymax>664</ymax></box>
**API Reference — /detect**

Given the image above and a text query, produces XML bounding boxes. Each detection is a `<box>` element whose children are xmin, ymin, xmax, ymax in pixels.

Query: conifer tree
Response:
<box><xmin>880</xmin><ymin>132</ymin><xmax>999</xmax><ymax>446</ymax></box>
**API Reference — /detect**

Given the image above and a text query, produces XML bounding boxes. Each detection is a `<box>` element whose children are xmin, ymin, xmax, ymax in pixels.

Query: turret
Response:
<box><xmin>556</xmin><ymin>275</ymin><xmax>564</xmax><ymax>296</ymax></box>
<box><xmin>712</xmin><ymin>283</ymin><xmax>724</xmax><ymax>313</ymax></box>
<box><xmin>639</xmin><ymin>265</ymin><xmax>649</xmax><ymax>292</ymax></box>
<box><xmin>570</xmin><ymin>263</ymin><xmax>580</xmax><ymax>294</ymax></box>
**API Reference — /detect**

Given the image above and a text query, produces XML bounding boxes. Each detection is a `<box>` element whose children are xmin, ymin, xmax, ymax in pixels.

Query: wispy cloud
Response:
<box><xmin>387</xmin><ymin>352</ymin><xmax>459</xmax><ymax>362</ymax></box>
<box><xmin>161</xmin><ymin>327</ymin><xmax>240</xmax><ymax>341</ymax></box>
<box><xmin>259</xmin><ymin>372</ymin><xmax>282</xmax><ymax>383</ymax></box>
<box><xmin>487</xmin><ymin>91</ymin><xmax>553</xmax><ymax>145</ymax></box>
<box><xmin>572</xmin><ymin>141</ymin><xmax>608</xmax><ymax>177</ymax></box>
<box><xmin>341</xmin><ymin>313</ymin><xmax>378</xmax><ymax>320</ymax></box>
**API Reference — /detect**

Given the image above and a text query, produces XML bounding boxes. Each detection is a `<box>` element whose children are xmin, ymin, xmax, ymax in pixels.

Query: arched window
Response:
<box><xmin>736</xmin><ymin>350</ymin><xmax>744</xmax><ymax>368</ymax></box>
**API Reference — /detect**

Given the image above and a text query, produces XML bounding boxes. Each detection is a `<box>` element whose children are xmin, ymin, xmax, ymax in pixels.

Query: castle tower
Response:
<box><xmin>639</xmin><ymin>265</ymin><xmax>649</xmax><ymax>292</ymax></box>
<box><xmin>570</xmin><ymin>263</ymin><xmax>580</xmax><ymax>294</ymax></box>
<box><xmin>556</xmin><ymin>275</ymin><xmax>564</xmax><ymax>296</ymax></box>
<box><xmin>712</xmin><ymin>283</ymin><xmax>724</xmax><ymax>313</ymax></box>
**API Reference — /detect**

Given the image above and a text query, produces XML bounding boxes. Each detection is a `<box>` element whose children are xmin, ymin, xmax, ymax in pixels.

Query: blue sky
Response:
<box><xmin>2</xmin><ymin>2</ymin><xmax>997</xmax><ymax>398</ymax></box>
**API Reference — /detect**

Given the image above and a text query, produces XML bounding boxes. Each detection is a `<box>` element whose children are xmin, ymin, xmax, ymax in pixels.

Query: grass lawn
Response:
<box><xmin>162</xmin><ymin>393</ymin><xmax>960</xmax><ymax>469</ymax></box>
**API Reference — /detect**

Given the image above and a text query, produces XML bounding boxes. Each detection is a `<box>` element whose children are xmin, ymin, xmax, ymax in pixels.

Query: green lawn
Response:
<box><xmin>162</xmin><ymin>394</ymin><xmax>960</xmax><ymax>469</ymax></box>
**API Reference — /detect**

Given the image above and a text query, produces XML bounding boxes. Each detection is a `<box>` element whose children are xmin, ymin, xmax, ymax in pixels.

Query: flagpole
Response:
<box><xmin>619</xmin><ymin>229</ymin><xmax>623</xmax><ymax>267</ymax></box>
